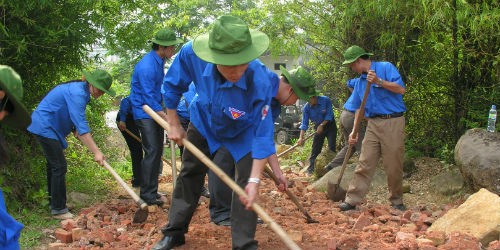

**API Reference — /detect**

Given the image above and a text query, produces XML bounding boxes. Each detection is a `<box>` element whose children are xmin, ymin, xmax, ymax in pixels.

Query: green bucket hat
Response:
<box><xmin>280</xmin><ymin>66</ymin><xmax>320</xmax><ymax>100</ymax></box>
<box><xmin>82</xmin><ymin>69</ymin><xmax>115</xmax><ymax>96</ymax></box>
<box><xmin>192</xmin><ymin>15</ymin><xmax>269</xmax><ymax>66</ymax></box>
<box><xmin>151</xmin><ymin>28</ymin><xmax>184</xmax><ymax>47</ymax></box>
<box><xmin>0</xmin><ymin>65</ymin><xmax>31</xmax><ymax>129</ymax></box>
<box><xmin>342</xmin><ymin>45</ymin><xmax>373</xmax><ymax>65</ymax></box>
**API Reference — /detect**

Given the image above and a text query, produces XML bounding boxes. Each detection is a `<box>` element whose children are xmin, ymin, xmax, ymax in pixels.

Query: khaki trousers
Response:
<box><xmin>345</xmin><ymin>116</ymin><xmax>405</xmax><ymax>206</ymax></box>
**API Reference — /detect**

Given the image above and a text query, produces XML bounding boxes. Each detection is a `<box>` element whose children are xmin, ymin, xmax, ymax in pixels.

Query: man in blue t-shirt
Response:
<box><xmin>129</xmin><ymin>28</ymin><xmax>183</xmax><ymax>206</ymax></box>
<box><xmin>153</xmin><ymin>15</ymin><xmax>285</xmax><ymax>250</ymax></box>
<box><xmin>173</xmin><ymin>83</ymin><xmax>210</xmax><ymax>198</ymax></box>
<box><xmin>28</xmin><ymin>69</ymin><xmax>115</xmax><ymax>220</ymax></box>
<box><xmin>208</xmin><ymin>65</ymin><xmax>320</xmax><ymax>227</ymax></box>
<box><xmin>338</xmin><ymin>45</ymin><xmax>407</xmax><ymax>212</ymax></box>
<box><xmin>208</xmin><ymin>66</ymin><xmax>316</xmax><ymax>226</ymax></box>
<box><xmin>297</xmin><ymin>93</ymin><xmax>338</xmax><ymax>175</ymax></box>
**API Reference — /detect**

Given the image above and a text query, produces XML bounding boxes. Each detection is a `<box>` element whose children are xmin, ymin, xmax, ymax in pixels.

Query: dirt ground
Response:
<box><xmin>39</xmin><ymin>152</ymin><xmax>499</xmax><ymax>250</ymax></box>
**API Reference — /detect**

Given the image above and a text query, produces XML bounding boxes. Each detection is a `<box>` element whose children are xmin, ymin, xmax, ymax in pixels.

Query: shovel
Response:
<box><xmin>102</xmin><ymin>160</ymin><xmax>149</xmax><ymax>223</ymax></box>
<box><xmin>264</xmin><ymin>133</ymin><xmax>319</xmax><ymax>223</ymax></box>
<box><xmin>328</xmin><ymin>73</ymin><xmax>372</xmax><ymax>202</ymax></box>
<box><xmin>143</xmin><ymin>105</ymin><xmax>301</xmax><ymax>250</ymax></box>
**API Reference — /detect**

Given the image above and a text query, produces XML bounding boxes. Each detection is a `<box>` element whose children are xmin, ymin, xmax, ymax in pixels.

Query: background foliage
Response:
<box><xmin>0</xmin><ymin>0</ymin><xmax>499</xmax><ymax>247</ymax></box>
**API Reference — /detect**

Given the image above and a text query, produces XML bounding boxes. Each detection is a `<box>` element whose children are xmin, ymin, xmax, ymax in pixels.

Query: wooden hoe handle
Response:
<box><xmin>102</xmin><ymin>160</ymin><xmax>148</xmax><ymax>210</ymax></box>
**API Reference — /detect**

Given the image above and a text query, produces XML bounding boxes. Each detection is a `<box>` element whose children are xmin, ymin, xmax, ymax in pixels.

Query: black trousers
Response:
<box><xmin>35</xmin><ymin>135</ymin><xmax>69</xmax><ymax>215</ymax></box>
<box><xmin>118</xmin><ymin>115</ymin><xmax>143</xmax><ymax>185</ymax></box>
<box><xmin>308</xmin><ymin>120</ymin><xmax>337</xmax><ymax>171</ymax></box>
<box><xmin>135</xmin><ymin>119</ymin><xmax>163</xmax><ymax>203</ymax></box>
<box><xmin>208</xmin><ymin>146</ymin><xmax>234</xmax><ymax>223</ymax></box>
<box><xmin>161</xmin><ymin>123</ymin><xmax>258</xmax><ymax>250</ymax></box>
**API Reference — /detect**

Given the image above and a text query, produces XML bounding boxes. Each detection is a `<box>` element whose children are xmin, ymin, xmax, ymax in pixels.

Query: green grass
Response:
<box><xmin>278</xmin><ymin>135</ymin><xmax>313</xmax><ymax>170</ymax></box>
<box><xmin>12</xmin><ymin>208</ymin><xmax>60</xmax><ymax>248</ymax></box>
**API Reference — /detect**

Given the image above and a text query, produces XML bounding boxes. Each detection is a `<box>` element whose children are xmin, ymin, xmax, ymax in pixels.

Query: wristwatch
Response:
<box><xmin>248</xmin><ymin>177</ymin><xmax>261</xmax><ymax>184</ymax></box>
<box><xmin>377</xmin><ymin>77</ymin><xmax>384</xmax><ymax>86</ymax></box>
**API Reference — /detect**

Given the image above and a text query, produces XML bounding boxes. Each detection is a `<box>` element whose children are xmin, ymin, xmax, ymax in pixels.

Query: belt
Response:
<box><xmin>370</xmin><ymin>112</ymin><xmax>404</xmax><ymax>119</ymax></box>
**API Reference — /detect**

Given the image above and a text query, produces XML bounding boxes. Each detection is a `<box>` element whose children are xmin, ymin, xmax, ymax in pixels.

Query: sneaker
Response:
<box><xmin>53</xmin><ymin>212</ymin><xmax>74</xmax><ymax>220</ymax></box>
<box><xmin>214</xmin><ymin>219</ymin><xmax>231</xmax><ymax>227</ymax></box>
<box><xmin>391</xmin><ymin>204</ymin><xmax>406</xmax><ymax>211</ymax></box>
<box><xmin>338</xmin><ymin>202</ymin><xmax>356</xmax><ymax>211</ymax></box>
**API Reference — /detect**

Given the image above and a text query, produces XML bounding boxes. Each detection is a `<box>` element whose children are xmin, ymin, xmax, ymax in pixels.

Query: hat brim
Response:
<box><xmin>280</xmin><ymin>65</ymin><xmax>319</xmax><ymax>100</ymax></box>
<box><xmin>83</xmin><ymin>71</ymin><xmax>116</xmax><ymax>97</ymax></box>
<box><xmin>151</xmin><ymin>37</ymin><xmax>185</xmax><ymax>47</ymax></box>
<box><xmin>192</xmin><ymin>29</ymin><xmax>269</xmax><ymax>66</ymax></box>
<box><xmin>0</xmin><ymin>82</ymin><xmax>31</xmax><ymax>129</ymax></box>
<box><xmin>342</xmin><ymin>52</ymin><xmax>374</xmax><ymax>65</ymax></box>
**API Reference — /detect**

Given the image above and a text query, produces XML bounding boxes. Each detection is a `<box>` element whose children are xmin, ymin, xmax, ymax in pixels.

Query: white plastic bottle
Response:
<box><xmin>487</xmin><ymin>105</ymin><xmax>497</xmax><ymax>132</ymax></box>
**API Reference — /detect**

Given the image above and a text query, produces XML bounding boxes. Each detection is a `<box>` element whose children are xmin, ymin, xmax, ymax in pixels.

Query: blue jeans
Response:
<box><xmin>135</xmin><ymin>119</ymin><xmax>164</xmax><ymax>203</ymax></box>
<box><xmin>34</xmin><ymin>135</ymin><xmax>69</xmax><ymax>215</ymax></box>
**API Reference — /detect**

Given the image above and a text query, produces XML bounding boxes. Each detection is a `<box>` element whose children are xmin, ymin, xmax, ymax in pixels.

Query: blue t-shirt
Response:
<box><xmin>130</xmin><ymin>50</ymin><xmax>165</xmax><ymax>120</ymax></box>
<box><xmin>343</xmin><ymin>78</ymin><xmax>360</xmax><ymax>112</ymax></box>
<box><xmin>299</xmin><ymin>95</ymin><xmax>334</xmax><ymax>130</ymax></box>
<box><xmin>28</xmin><ymin>81</ymin><xmax>91</xmax><ymax>149</ymax></box>
<box><xmin>350</xmin><ymin>61</ymin><xmax>406</xmax><ymax>117</ymax></box>
<box><xmin>0</xmin><ymin>189</ymin><xmax>23</xmax><ymax>250</ymax></box>
<box><xmin>268</xmin><ymin>71</ymin><xmax>281</xmax><ymax>122</ymax></box>
<box><xmin>176</xmin><ymin>82</ymin><xmax>197</xmax><ymax>120</ymax></box>
<box><xmin>163</xmin><ymin>41</ymin><xmax>275</xmax><ymax>161</ymax></box>
<box><xmin>118</xmin><ymin>96</ymin><xmax>133</xmax><ymax>122</ymax></box>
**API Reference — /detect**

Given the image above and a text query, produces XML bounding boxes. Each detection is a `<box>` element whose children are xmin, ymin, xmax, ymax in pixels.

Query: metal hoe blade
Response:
<box><xmin>133</xmin><ymin>207</ymin><xmax>149</xmax><ymax>223</ymax></box>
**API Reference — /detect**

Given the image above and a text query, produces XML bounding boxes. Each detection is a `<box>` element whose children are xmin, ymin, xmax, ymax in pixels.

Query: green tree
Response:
<box><xmin>262</xmin><ymin>0</ymin><xmax>500</xmax><ymax>159</ymax></box>
<box><xmin>0</xmin><ymin>0</ymin><xmax>125</xmax><ymax>207</ymax></box>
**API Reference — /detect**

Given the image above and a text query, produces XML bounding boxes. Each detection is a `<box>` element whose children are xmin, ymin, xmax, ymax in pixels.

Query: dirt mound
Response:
<box><xmin>42</xmin><ymin>163</ymin><xmax>500</xmax><ymax>249</ymax></box>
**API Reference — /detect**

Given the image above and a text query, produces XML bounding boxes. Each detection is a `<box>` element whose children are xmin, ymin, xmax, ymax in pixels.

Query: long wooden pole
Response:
<box><xmin>169</xmin><ymin>139</ymin><xmax>177</xmax><ymax>187</ymax></box>
<box><xmin>143</xmin><ymin>105</ymin><xmax>301</xmax><ymax>250</ymax></box>
<box><xmin>276</xmin><ymin>133</ymin><xmax>315</xmax><ymax>159</ymax></box>
<box><xmin>330</xmin><ymin>72</ymin><xmax>373</xmax><ymax>199</ymax></box>
<box><xmin>102</xmin><ymin>160</ymin><xmax>148</xmax><ymax>210</ymax></box>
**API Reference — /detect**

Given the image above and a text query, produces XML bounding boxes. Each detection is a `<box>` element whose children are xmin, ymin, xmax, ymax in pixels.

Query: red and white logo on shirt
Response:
<box><xmin>229</xmin><ymin>107</ymin><xmax>245</xmax><ymax>120</ymax></box>
<box><xmin>261</xmin><ymin>105</ymin><xmax>269</xmax><ymax>120</ymax></box>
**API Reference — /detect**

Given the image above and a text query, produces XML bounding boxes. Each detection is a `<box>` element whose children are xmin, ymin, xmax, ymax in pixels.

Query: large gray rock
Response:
<box><xmin>428</xmin><ymin>188</ymin><xmax>500</xmax><ymax>245</ymax></box>
<box><xmin>429</xmin><ymin>167</ymin><xmax>464</xmax><ymax>195</ymax></box>
<box><xmin>309</xmin><ymin>163</ymin><xmax>387</xmax><ymax>195</ymax></box>
<box><xmin>455</xmin><ymin>128</ymin><xmax>500</xmax><ymax>195</ymax></box>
